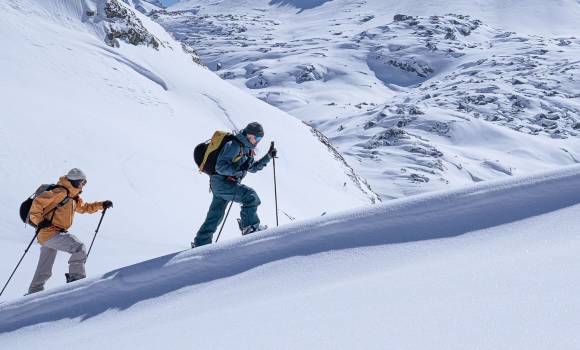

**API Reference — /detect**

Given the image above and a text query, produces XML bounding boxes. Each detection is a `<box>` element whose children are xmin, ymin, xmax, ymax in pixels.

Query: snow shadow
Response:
<box><xmin>101</xmin><ymin>47</ymin><xmax>168</xmax><ymax>91</ymax></box>
<box><xmin>2</xmin><ymin>166</ymin><xmax>580</xmax><ymax>332</ymax></box>
<box><xmin>269</xmin><ymin>0</ymin><xmax>333</xmax><ymax>12</ymax></box>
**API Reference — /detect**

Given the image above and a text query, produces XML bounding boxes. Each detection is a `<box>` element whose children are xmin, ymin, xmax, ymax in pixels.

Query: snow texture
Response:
<box><xmin>2</xmin><ymin>164</ymin><xmax>580</xmax><ymax>349</ymax></box>
<box><xmin>155</xmin><ymin>0</ymin><xmax>580</xmax><ymax>199</ymax></box>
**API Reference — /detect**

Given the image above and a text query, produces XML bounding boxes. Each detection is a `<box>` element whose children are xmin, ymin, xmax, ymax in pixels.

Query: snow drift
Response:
<box><xmin>1</xmin><ymin>164</ymin><xmax>580</xmax><ymax>348</ymax></box>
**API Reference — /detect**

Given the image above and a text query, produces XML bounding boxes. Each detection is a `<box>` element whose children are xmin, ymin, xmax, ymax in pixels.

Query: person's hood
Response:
<box><xmin>235</xmin><ymin>131</ymin><xmax>256</xmax><ymax>149</ymax></box>
<box><xmin>57</xmin><ymin>176</ymin><xmax>82</xmax><ymax>197</ymax></box>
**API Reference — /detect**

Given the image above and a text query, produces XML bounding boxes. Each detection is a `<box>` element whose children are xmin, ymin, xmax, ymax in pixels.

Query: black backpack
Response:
<box><xmin>19</xmin><ymin>184</ymin><xmax>70</xmax><ymax>227</ymax></box>
<box><xmin>194</xmin><ymin>131</ymin><xmax>242</xmax><ymax>175</ymax></box>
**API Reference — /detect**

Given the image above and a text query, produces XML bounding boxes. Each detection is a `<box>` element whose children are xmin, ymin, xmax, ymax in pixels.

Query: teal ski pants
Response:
<box><xmin>194</xmin><ymin>176</ymin><xmax>261</xmax><ymax>246</ymax></box>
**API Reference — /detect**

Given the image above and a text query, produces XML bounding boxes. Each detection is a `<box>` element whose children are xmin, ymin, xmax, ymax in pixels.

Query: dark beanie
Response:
<box><xmin>244</xmin><ymin>122</ymin><xmax>264</xmax><ymax>136</ymax></box>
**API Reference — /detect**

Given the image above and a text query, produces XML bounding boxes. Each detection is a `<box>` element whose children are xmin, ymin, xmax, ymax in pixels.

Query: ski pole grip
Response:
<box><xmin>270</xmin><ymin>141</ymin><xmax>276</xmax><ymax>158</ymax></box>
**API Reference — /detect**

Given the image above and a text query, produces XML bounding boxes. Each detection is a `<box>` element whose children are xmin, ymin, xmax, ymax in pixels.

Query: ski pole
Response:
<box><xmin>272</xmin><ymin>141</ymin><xmax>279</xmax><ymax>227</ymax></box>
<box><xmin>1</xmin><ymin>231</ymin><xmax>39</xmax><ymax>297</ymax></box>
<box><xmin>215</xmin><ymin>201</ymin><xmax>234</xmax><ymax>243</ymax></box>
<box><xmin>86</xmin><ymin>207</ymin><xmax>107</xmax><ymax>260</ymax></box>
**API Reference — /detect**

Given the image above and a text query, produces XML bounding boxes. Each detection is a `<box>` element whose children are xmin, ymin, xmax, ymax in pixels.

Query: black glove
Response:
<box><xmin>239</xmin><ymin>158</ymin><xmax>253</xmax><ymax>172</ymax></box>
<box><xmin>268</xmin><ymin>142</ymin><xmax>277</xmax><ymax>158</ymax></box>
<box><xmin>102</xmin><ymin>200</ymin><xmax>114</xmax><ymax>209</ymax></box>
<box><xmin>37</xmin><ymin>220</ymin><xmax>52</xmax><ymax>230</ymax></box>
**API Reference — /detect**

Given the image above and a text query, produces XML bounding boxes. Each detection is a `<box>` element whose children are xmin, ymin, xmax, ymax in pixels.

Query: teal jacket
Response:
<box><xmin>215</xmin><ymin>132</ymin><xmax>271</xmax><ymax>178</ymax></box>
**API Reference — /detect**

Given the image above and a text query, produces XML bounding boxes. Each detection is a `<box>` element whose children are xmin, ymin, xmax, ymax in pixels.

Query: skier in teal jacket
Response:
<box><xmin>194</xmin><ymin>122</ymin><xmax>277</xmax><ymax>247</ymax></box>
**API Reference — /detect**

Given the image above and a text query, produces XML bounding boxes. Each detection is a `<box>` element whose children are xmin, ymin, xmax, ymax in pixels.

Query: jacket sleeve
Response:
<box><xmin>29</xmin><ymin>191</ymin><xmax>62</xmax><ymax>226</ymax></box>
<box><xmin>215</xmin><ymin>141</ymin><xmax>244</xmax><ymax>177</ymax></box>
<box><xmin>248</xmin><ymin>154</ymin><xmax>271</xmax><ymax>173</ymax></box>
<box><xmin>75</xmin><ymin>197</ymin><xmax>104</xmax><ymax>214</ymax></box>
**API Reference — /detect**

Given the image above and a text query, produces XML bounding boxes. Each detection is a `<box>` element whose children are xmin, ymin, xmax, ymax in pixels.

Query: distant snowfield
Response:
<box><xmin>157</xmin><ymin>0</ymin><xmax>580</xmax><ymax>199</ymax></box>
<box><xmin>2</xmin><ymin>165</ymin><xmax>580</xmax><ymax>349</ymax></box>
<box><xmin>175</xmin><ymin>0</ymin><xmax>580</xmax><ymax>37</ymax></box>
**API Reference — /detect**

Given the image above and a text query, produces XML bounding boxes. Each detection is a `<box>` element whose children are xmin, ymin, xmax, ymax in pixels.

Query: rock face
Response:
<box><xmin>296</xmin><ymin>64</ymin><xmax>324</xmax><ymax>83</ymax></box>
<box><xmin>103</xmin><ymin>0</ymin><xmax>161</xmax><ymax>48</ymax></box>
<box><xmin>97</xmin><ymin>1</ymin><xmax>202</xmax><ymax>65</ymax></box>
<box><xmin>180</xmin><ymin>42</ymin><xmax>203</xmax><ymax>65</ymax></box>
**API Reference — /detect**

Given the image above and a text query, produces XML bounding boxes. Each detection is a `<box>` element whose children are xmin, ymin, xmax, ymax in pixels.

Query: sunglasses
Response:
<box><xmin>70</xmin><ymin>179</ymin><xmax>87</xmax><ymax>188</ymax></box>
<box><xmin>254</xmin><ymin>135</ymin><xmax>263</xmax><ymax>142</ymax></box>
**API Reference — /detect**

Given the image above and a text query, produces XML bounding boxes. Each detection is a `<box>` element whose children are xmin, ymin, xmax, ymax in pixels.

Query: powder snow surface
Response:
<box><xmin>1</xmin><ymin>165</ymin><xmax>580</xmax><ymax>349</ymax></box>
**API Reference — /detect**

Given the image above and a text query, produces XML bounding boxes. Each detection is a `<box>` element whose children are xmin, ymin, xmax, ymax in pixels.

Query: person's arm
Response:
<box><xmin>248</xmin><ymin>143</ymin><xmax>276</xmax><ymax>173</ymax></box>
<box><xmin>248</xmin><ymin>154</ymin><xmax>271</xmax><ymax>173</ymax></box>
<box><xmin>75</xmin><ymin>197</ymin><xmax>104</xmax><ymax>214</ymax></box>
<box><xmin>215</xmin><ymin>141</ymin><xmax>244</xmax><ymax>177</ymax></box>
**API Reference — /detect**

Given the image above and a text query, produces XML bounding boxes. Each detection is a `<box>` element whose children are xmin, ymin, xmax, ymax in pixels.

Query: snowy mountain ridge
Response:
<box><xmin>153</xmin><ymin>0</ymin><xmax>580</xmax><ymax>198</ymax></box>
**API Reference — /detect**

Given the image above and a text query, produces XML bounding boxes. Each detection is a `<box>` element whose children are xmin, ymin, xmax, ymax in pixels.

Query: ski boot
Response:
<box><xmin>238</xmin><ymin>219</ymin><xmax>268</xmax><ymax>236</ymax></box>
<box><xmin>65</xmin><ymin>273</ymin><xmax>86</xmax><ymax>284</ymax></box>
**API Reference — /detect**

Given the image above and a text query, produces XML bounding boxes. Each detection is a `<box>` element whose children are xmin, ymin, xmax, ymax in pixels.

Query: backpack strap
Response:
<box><xmin>231</xmin><ymin>136</ymin><xmax>245</xmax><ymax>163</ymax></box>
<box><xmin>45</xmin><ymin>185</ymin><xmax>71</xmax><ymax>222</ymax></box>
<box><xmin>232</xmin><ymin>144</ymin><xmax>244</xmax><ymax>163</ymax></box>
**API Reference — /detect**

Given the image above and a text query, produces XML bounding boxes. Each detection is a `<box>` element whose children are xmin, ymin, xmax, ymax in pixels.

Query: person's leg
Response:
<box><xmin>28</xmin><ymin>245</ymin><xmax>57</xmax><ymax>294</ymax></box>
<box><xmin>236</xmin><ymin>185</ymin><xmax>261</xmax><ymax>228</ymax></box>
<box><xmin>207</xmin><ymin>177</ymin><xmax>262</xmax><ymax>234</ymax></box>
<box><xmin>194</xmin><ymin>195</ymin><xmax>229</xmax><ymax>246</ymax></box>
<box><xmin>44</xmin><ymin>233</ymin><xmax>87</xmax><ymax>280</ymax></box>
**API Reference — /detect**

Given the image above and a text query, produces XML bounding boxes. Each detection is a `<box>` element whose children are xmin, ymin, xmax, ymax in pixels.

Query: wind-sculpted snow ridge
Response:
<box><xmin>2</xmin><ymin>164</ymin><xmax>580</xmax><ymax>333</ymax></box>
<box><xmin>153</xmin><ymin>3</ymin><xmax>580</xmax><ymax>199</ymax></box>
<box><xmin>309</xmin><ymin>125</ymin><xmax>380</xmax><ymax>203</ymax></box>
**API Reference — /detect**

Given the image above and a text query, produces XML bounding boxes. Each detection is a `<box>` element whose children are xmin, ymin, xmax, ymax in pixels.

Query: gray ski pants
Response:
<box><xmin>28</xmin><ymin>232</ymin><xmax>87</xmax><ymax>294</ymax></box>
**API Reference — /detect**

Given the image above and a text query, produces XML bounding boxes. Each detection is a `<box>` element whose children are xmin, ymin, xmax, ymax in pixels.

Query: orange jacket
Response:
<box><xmin>29</xmin><ymin>176</ymin><xmax>104</xmax><ymax>244</ymax></box>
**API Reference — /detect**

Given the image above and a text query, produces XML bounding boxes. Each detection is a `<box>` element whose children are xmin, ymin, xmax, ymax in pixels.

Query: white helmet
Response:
<box><xmin>66</xmin><ymin>168</ymin><xmax>87</xmax><ymax>181</ymax></box>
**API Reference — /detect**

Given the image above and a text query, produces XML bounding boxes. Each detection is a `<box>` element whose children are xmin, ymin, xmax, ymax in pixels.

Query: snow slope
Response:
<box><xmin>2</xmin><ymin>165</ymin><xmax>580</xmax><ymax>348</ymax></box>
<box><xmin>154</xmin><ymin>0</ymin><xmax>580</xmax><ymax>199</ymax></box>
<box><xmin>0</xmin><ymin>0</ymin><xmax>376</xmax><ymax>299</ymax></box>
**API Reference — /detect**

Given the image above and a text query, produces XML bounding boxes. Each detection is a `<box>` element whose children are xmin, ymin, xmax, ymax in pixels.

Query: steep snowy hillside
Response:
<box><xmin>2</xmin><ymin>165</ymin><xmax>580</xmax><ymax>349</ymax></box>
<box><xmin>153</xmin><ymin>0</ymin><xmax>580</xmax><ymax>198</ymax></box>
<box><xmin>0</xmin><ymin>0</ymin><xmax>376</xmax><ymax>299</ymax></box>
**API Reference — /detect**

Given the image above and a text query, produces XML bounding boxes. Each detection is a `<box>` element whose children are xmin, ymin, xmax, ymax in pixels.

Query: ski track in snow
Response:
<box><xmin>2</xmin><ymin>164</ymin><xmax>580</xmax><ymax>332</ymax></box>
<box><xmin>101</xmin><ymin>48</ymin><xmax>169</xmax><ymax>91</ymax></box>
<box><xmin>201</xmin><ymin>93</ymin><xmax>239</xmax><ymax>132</ymax></box>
